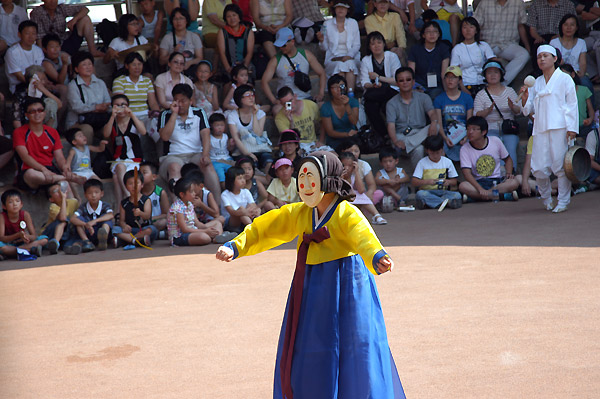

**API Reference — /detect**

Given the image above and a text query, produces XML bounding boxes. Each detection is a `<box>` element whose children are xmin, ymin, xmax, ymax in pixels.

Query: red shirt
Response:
<box><xmin>12</xmin><ymin>124</ymin><xmax>62</xmax><ymax>170</ymax></box>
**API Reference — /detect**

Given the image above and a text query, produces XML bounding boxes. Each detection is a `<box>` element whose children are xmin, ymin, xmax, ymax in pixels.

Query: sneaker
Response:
<box><xmin>81</xmin><ymin>240</ymin><xmax>95</xmax><ymax>253</ymax></box>
<box><xmin>552</xmin><ymin>204</ymin><xmax>568</xmax><ymax>213</ymax></box>
<box><xmin>573</xmin><ymin>185</ymin><xmax>588</xmax><ymax>195</ymax></box>
<box><xmin>30</xmin><ymin>245</ymin><xmax>43</xmax><ymax>257</ymax></box>
<box><xmin>371</xmin><ymin>214</ymin><xmax>387</xmax><ymax>225</ymax></box>
<box><xmin>123</xmin><ymin>244</ymin><xmax>136</xmax><ymax>250</ymax></box>
<box><xmin>64</xmin><ymin>243</ymin><xmax>82</xmax><ymax>255</ymax></box>
<box><xmin>543</xmin><ymin>198</ymin><xmax>554</xmax><ymax>211</ymax></box>
<box><xmin>512</xmin><ymin>190</ymin><xmax>519</xmax><ymax>201</ymax></box>
<box><xmin>437</xmin><ymin>198</ymin><xmax>449</xmax><ymax>212</ymax></box>
<box><xmin>448</xmin><ymin>198</ymin><xmax>462</xmax><ymax>209</ymax></box>
<box><xmin>158</xmin><ymin>230</ymin><xmax>167</xmax><ymax>240</ymax></box>
<box><xmin>97</xmin><ymin>228</ymin><xmax>108</xmax><ymax>251</ymax></box>
<box><xmin>213</xmin><ymin>232</ymin><xmax>235</xmax><ymax>244</ymax></box>
<box><xmin>415</xmin><ymin>199</ymin><xmax>426</xmax><ymax>210</ymax></box>
<box><xmin>502</xmin><ymin>191</ymin><xmax>519</xmax><ymax>201</ymax></box>
<box><xmin>47</xmin><ymin>238</ymin><xmax>60</xmax><ymax>255</ymax></box>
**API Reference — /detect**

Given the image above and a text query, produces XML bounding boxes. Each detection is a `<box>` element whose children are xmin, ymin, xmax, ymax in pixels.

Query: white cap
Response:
<box><xmin>537</xmin><ymin>45</ymin><xmax>557</xmax><ymax>57</ymax></box>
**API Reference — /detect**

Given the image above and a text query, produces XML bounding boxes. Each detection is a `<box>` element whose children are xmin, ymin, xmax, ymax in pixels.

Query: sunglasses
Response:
<box><xmin>27</xmin><ymin>108</ymin><xmax>45</xmax><ymax>114</ymax></box>
<box><xmin>242</xmin><ymin>92</ymin><xmax>255</xmax><ymax>97</ymax></box>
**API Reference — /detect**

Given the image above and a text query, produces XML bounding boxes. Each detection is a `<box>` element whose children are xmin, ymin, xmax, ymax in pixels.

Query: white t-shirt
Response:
<box><xmin>108</xmin><ymin>36</ymin><xmax>149</xmax><ymax>69</ymax></box>
<box><xmin>220</xmin><ymin>188</ymin><xmax>255</xmax><ymax>218</ymax></box>
<box><xmin>358</xmin><ymin>159</ymin><xmax>372</xmax><ymax>178</ymax></box>
<box><xmin>585</xmin><ymin>130</ymin><xmax>598</xmax><ymax>158</ymax></box>
<box><xmin>163</xmin><ymin>107</ymin><xmax>208</xmax><ymax>155</ymax></box>
<box><xmin>227</xmin><ymin>109</ymin><xmax>266</xmax><ymax>136</ymax></box>
<box><xmin>549</xmin><ymin>37</ymin><xmax>586</xmax><ymax>73</ymax></box>
<box><xmin>210</xmin><ymin>133</ymin><xmax>233</xmax><ymax>162</ymax></box>
<box><xmin>0</xmin><ymin>5</ymin><xmax>28</xmax><ymax>47</ymax></box>
<box><xmin>5</xmin><ymin>43</ymin><xmax>44</xmax><ymax>93</ymax></box>
<box><xmin>413</xmin><ymin>156</ymin><xmax>458</xmax><ymax>190</ymax></box>
<box><xmin>451</xmin><ymin>42</ymin><xmax>495</xmax><ymax>86</ymax></box>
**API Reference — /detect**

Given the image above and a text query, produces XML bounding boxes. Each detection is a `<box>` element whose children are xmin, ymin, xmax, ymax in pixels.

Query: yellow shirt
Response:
<box><xmin>364</xmin><ymin>12</ymin><xmax>406</xmax><ymax>49</ymax></box>
<box><xmin>202</xmin><ymin>0</ymin><xmax>232</xmax><ymax>36</ymax></box>
<box><xmin>46</xmin><ymin>198</ymin><xmax>79</xmax><ymax>226</ymax></box>
<box><xmin>267</xmin><ymin>178</ymin><xmax>300</xmax><ymax>203</ymax></box>
<box><xmin>229</xmin><ymin>200</ymin><xmax>385</xmax><ymax>275</ymax></box>
<box><xmin>274</xmin><ymin>100</ymin><xmax>320</xmax><ymax>143</ymax></box>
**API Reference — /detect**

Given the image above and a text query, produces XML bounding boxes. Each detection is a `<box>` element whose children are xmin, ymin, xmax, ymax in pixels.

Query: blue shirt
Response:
<box><xmin>321</xmin><ymin>97</ymin><xmax>359</xmax><ymax>148</ymax></box>
<box><xmin>433</xmin><ymin>91</ymin><xmax>474</xmax><ymax>131</ymax></box>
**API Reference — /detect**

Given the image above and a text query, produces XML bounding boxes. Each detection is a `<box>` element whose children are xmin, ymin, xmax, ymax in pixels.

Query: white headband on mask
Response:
<box><xmin>537</xmin><ymin>45</ymin><xmax>557</xmax><ymax>57</ymax></box>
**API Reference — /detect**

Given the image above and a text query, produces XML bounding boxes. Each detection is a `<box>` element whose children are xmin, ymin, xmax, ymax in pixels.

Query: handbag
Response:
<box><xmin>484</xmin><ymin>88</ymin><xmax>520</xmax><ymax>135</ymax></box>
<box><xmin>357</xmin><ymin>125</ymin><xmax>385</xmax><ymax>155</ymax></box>
<box><xmin>283</xmin><ymin>53</ymin><xmax>312</xmax><ymax>93</ymax></box>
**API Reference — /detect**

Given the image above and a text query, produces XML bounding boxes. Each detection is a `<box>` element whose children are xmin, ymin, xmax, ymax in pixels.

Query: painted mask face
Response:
<box><xmin>298</xmin><ymin>161</ymin><xmax>324</xmax><ymax>208</ymax></box>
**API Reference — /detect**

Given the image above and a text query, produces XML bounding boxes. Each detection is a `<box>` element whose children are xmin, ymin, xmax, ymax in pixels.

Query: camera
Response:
<box><xmin>339</xmin><ymin>83</ymin><xmax>347</xmax><ymax>96</ymax></box>
<box><xmin>285</xmin><ymin>101</ymin><xmax>292</xmax><ymax>111</ymax></box>
<box><xmin>402</xmin><ymin>126</ymin><xmax>412</xmax><ymax>135</ymax></box>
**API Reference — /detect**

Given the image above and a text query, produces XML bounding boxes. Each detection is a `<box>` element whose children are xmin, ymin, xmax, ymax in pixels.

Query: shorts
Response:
<box><xmin>255</xmin><ymin>30</ymin><xmax>276</xmax><ymax>44</ymax></box>
<box><xmin>17</xmin><ymin>165</ymin><xmax>62</xmax><ymax>192</ymax></box>
<box><xmin>213</xmin><ymin>161</ymin><xmax>233</xmax><ymax>182</ymax></box>
<box><xmin>233</xmin><ymin>152</ymin><xmax>273</xmax><ymax>170</ymax></box>
<box><xmin>113</xmin><ymin>224</ymin><xmax>158</xmax><ymax>240</ymax></box>
<box><xmin>73</xmin><ymin>168</ymin><xmax>97</xmax><ymax>179</ymax></box>
<box><xmin>62</xmin><ymin>29</ymin><xmax>85</xmax><ymax>56</ymax></box>
<box><xmin>172</xmin><ymin>233</ymin><xmax>190</xmax><ymax>246</ymax></box>
<box><xmin>435</xmin><ymin>9</ymin><xmax>464</xmax><ymax>22</ymax></box>
<box><xmin>159</xmin><ymin>153</ymin><xmax>203</xmax><ymax>181</ymax></box>
<box><xmin>110</xmin><ymin>160</ymin><xmax>140</xmax><ymax>174</ymax></box>
<box><xmin>41</xmin><ymin>220</ymin><xmax>72</xmax><ymax>242</ymax></box>
<box><xmin>477</xmin><ymin>177</ymin><xmax>506</xmax><ymax>190</ymax></box>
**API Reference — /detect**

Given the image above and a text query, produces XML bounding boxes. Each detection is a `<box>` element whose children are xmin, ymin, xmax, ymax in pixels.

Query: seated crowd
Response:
<box><xmin>1</xmin><ymin>0</ymin><xmax>600</xmax><ymax>260</ymax></box>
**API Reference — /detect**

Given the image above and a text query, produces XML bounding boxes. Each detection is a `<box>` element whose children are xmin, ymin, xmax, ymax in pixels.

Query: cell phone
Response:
<box><xmin>285</xmin><ymin>101</ymin><xmax>292</xmax><ymax>111</ymax></box>
<box><xmin>339</xmin><ymin>83</ymin><xmax>347</xmax><ymax>96</ymax></box>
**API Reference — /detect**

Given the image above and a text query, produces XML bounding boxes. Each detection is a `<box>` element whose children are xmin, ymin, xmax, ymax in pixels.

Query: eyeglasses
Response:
<box><xmin>242</xmin><ymin>92</ymin><xmax>255</xmax><ymax>97</ymax></box>
<box><xmin>423</xmin><ymin>29</ymin><xmax>439</xmax><ymax>34</ymax></box>
<box><xmin>27</xmin><ymin>108</ymin><xmax>45</xmax><ymax>114</ymax></box>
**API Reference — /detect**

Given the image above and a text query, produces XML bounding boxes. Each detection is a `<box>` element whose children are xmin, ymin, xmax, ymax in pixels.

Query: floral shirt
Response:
<box><xmin>167</xmin><ymin>198</ymin><xmax>196</xmax><ymax>243</ymax></box>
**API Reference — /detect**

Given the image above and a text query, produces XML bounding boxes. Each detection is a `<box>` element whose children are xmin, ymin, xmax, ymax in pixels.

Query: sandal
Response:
<box><xmin>371</xmin><ymin>214</ymin><xmax>387</xmax><ymax>225</ymax></box>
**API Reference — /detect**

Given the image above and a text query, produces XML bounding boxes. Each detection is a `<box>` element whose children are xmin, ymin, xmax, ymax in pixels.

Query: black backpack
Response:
<box><xmin>96</xmin><ymin>19</ymin><xmax>118</xmax><ymax>51</ymax></box>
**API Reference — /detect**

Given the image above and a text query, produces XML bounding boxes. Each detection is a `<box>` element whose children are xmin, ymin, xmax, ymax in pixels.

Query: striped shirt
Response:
<box><xmin>112</xmin><ymin>75</ymin><xmax>155</xmax><ymax>118</ymax></box>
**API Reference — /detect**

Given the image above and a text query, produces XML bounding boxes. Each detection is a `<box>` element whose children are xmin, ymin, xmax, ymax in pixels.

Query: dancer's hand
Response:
<box><xmin>376</xmin><ymin>256</ymin><xmax>394</xmax><ymax>274</ymax></box>
<box><xmin>216</xmin><ymin>245</ymin><xmax>234</xmax><ymax>262</ymax></box>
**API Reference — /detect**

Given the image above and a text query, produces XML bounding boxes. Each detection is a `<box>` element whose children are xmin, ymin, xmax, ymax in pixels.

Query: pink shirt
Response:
<box><xmin>459</xmin><ymin>135</ymin><xmax>509</xmax><ymax>180</ymax></box>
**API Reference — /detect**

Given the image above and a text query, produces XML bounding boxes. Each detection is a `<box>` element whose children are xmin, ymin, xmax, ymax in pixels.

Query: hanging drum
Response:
<box><xmin>564</xmin><ymin>145</ymin><xmax>591</xmax><ymax>183</ymax></box>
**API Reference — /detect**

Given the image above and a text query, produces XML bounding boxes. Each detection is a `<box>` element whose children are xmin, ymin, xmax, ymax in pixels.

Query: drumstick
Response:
<box><xmin>517</xmin><ymin>75</ymin><xmax>536</xmax><ymax>101</ymax></box>
<box><xmin>133</xmin><ymin>166</ymin><xmax>139</xmax><ymax>207</ymax></box>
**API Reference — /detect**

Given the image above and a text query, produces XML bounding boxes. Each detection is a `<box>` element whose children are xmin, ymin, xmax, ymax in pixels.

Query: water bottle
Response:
<box><xmin>492</xmin><ymin>180</ymin><xmax>499</xmax><ymax>203</ymax></box>
<box><xmin>467</xmin><ymin>4</ymin><xmax>473</xmax><ymax>17</ymax></box>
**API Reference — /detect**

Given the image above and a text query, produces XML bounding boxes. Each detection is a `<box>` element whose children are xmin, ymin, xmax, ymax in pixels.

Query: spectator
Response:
<box><xmin>458</xmin><ymin>116</ymin><xmax>519</xmax><ymax>202</ymax></box>
<box><xmin>560</xmin><ymin>64</ymin><xmax>594</xmax><ymax>139</ymax></box>
<box><xmin>584</xmin><ymin>127</ymin><xmax>600</xmax><ymax>188</ymax></box>
<box><xmin>64</xmin><ymin>127</ymin><xmax>107</xmax><ymax>185</ymax></box>
<box><xmin>233</xmin><ymin>0</ymin><xmax>253</xmax><ymax>25</ymax></box>
<box><xmin>5</xmin><ymin>21</ymin><xmax>44</xmax><ymax>94</ymax></box>
<box><xmin>375</xmin><ymin>147</ymin><xmax>410</xmax><ymax>207</ymax></box>
<box><xmin>550</xmin><ymin>14</ymin><xmax>594</xmax><ymax>105</ymax></box>
<box><xmin>227</xmin><ymin>84</ymin><xmax>274</xmax><ymax>176</ymax></box>
<box><xmin>223</xmin><ymin>64</ymin><xmax>251</xmax><ymax>111</ymax></box>
<box><xmin>0</xmin><ymin>189</ymin><xmax>48</xmax><ymax>259</ymax></box>
<box><xmin>220</xmin><ymin>166</ymin><xmax>261</xmax><ymax>231</ymax></box>
<box><xmin>155</xmin><ymin>52</ymin><xmax>195</xmax><ymax>109</ymax></box>
<box><xmin>291</xmin><ymin>0</ymin><xmax>327</xmax><ymax>26</ymax></box>
<box><xmin>13</xmin><ymin>98</ymin><xmax>72</xmax><ymax>191</ymax></box>
<box><xmin>391</xmin><ymin>0</ymin><xmax>418</xmax><ymax>36</ymax></box>
<box><xmin>473</xmin><ymin>61</ymin><xmax>521</xmax><ymax>173</ymax></box>
<box><xmin>526</xmin><ymin>0</ymin><xmax>576</xmax><ymax>73</ymax></box>
<box><xmin>113</xmin><ymin>169</ymin><xmax>157</xmax><ymax>249</ymax></box>
<box><xmin>364</xmin><ymin>0</ymin><xmax>407</xmax><ymax>64</ymax></box>
<box><xmin>101</xmin><ymin>94</ymin><xmax>147</xmax><ymax>206</ymax></box>
<box><xmin>193</xmin><ymin>60</ymin><xmax>220</xmax><ymax>116</ymax></box>
<box><xmin>216</xmin><ymin>4</ymin><xmax>255</xmax><ymax>74</ymax></box>
<box><xmin>316</xmin><ymin>0</ymin><xmax>360</xmax><ymax>93</ymax></box>
<box><xmin>320</xmin><ymin>75</ymin><xmax>359</xmax><ymax>149</ymax></box>
<box><xmin>185</xmin><ymin>169</ymin><xmax>230</xmax><ymax>231</ymax></box>
<box><xmin>412</xmin><ymin>134</ymin><xmax>462</xmax><ymax>209</ymax></box>
<box><xmin>103</xmin><ymin>14</ymin><xmax>150</xmax><ymax>72</ymax></box>
<box><xmin>473</xmin><ymin>0</ymin><xmax>531</xmax><ymax>85</ymax></box>
<box><xmin>202</xmin><ymin>0</ymin><xmax>231</xmax><ymax>48</ymax></box>
<box><xmin>408</xmin><ymin>21</ymin><xmax>450</xmax><ymax>100</ymax></box>
<box><xmin>237</xmin><ymin>157</ymin><xmax>275</xmax><ymax>212</ymax></box>
<box><xmin>30</xmin><ymin>0</ymin><xmax>103</xmax><ymax>57</ymax></box>
<box><xmin>250</xmin><ymin>0</ymin><xmax>293</xmax><ymax>58</ymax></box>
<box><xmin>274</xmin><ymin>86</ymin><xmax>324</xmax><ymax>153</ymax></box>
<box><xmin>158</xmin><ymin>83</ymin><xmax>221</xmax><ymax>204</ymax></box>
<box><xmin>164</xmin><ymin>0</ymin><xmax>200</xmax><ymax>34</ymax></box>
<box><xmin>66</xmin><ymin>51</ymin><xmax>111</xmax><ymax>141</ymax></box>
<box><xmin>208</xmin><ymin>112</ymin><xmax>235</xmax><ymax>188</ymax></box>
<box><xmin>419</xmin><ymin>9</ymin><xmax>452</xmax><ymax>44</ymax></box>
<box><xmin>41</xmin><ymin>33</ymin><xmax>69</xmax><ymax>97</ymax></box>
<box><xmin>159</xmin><ymin>8</ymin><xmax>204</xmax><ymax>71</ymax></box>
<box><xmin>360</xmin><ymin>31</ymin><xmax>402</xmax><ymax>141</ymax></box>
<box><xmin>139</xmin><ymin>161</ymin><xmax>170</xmax><ymax>236</ymax></box>
<box><xmin>261</xmin><ymin>27</ymin><xmax>326</xmax><ymax>113</ymax></box>
<box><xmin>0</xmin><ymin>0</ymin><xmax>28</xmax><ymax>57</ymax></box>
<box><xmin>41</xmin><ymin>183</ymin><xmax>79</xmax><ymax>255</ymax></box>
<box><xmin>450</xmin><ymin>17</ymin><xmax>497</xmax><ymax>96</ymax></box>
<box><xmin>266</xmin><ymin>157</ymin><xmax>300</xmax><ymax>207</ymax></box>
<box><xmin>69</xmin><ymin>179</ymin><xmax>114</xmax><ymax>252</ymax></box>
<box><xmin>434</xmin><ymin>65</ymin><xmax>473</xmax><ymax>162</ymax></box>
<box><xmin>274</xmin><ymin>129</ymin><xmax>302</xmax><ymax>172</ymax></box>
<box><xmin>338</xmin><ymin>138</ymin><xmax>385</xmax><ymax>207</ymax></box>
<box><xmin>421</xmin><ymin>0</ymin><xmax>463</xmax><ymax>45</ymax></box>
<box><xmin>12</xmin><ymin>65</ymin><xmax>63</xmax><ymax>130</ymax></box>
<box><xmin>138</xmin><ymin>0</ymin><xmax>164</xmax><ymax>50</ymax></box>
<box><xmin>386</xmin><ymin>67</ymin><xmax>440</xmax><ymax>169</ymax></box>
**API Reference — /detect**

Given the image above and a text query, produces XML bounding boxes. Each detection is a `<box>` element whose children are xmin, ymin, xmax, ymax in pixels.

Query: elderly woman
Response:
<box><xmin>473</xmin><ymin>60</ymin><xmax>521</xmax><ymax>173</ymax></box>
<box><xmin>159</xmin><ymin>8</ymin><xmax>203</xmax><ymax>71</ymax></box>
<box><xmin>316</xmin><ymin>0</ymin><xmax>361</xmax><ymax>94</ymax></box>
<box><xmin>320</xmin><ymin>74</ymin><xmax>359</xmax><ymax>149</ymax></box>
<box><xmin>250</xmin><ymin>0</ymin><xmax>293</xmax><ymax>58</ymax></box>
<box><xmin>155</xmin><ymin>52</ymin><xmax>194</xmax><ymax>109</ymax></box>
<box><xmin>216</xmin><ymin>3</ymin><xmax>255</xmax><ymax>74</ymax></box>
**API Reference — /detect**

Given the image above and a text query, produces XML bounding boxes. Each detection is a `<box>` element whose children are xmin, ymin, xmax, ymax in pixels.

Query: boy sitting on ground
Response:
<box><xmin>375</xmin><ymin>147</ymin><xmax>410</xmax><ymax>207</ymax></box>
<box><xmin>140</xmin><ymin>161</ymin><xmax>170</xmax><ymax>237</ymax></box>
<box><xmin>0</xmin><ymin>189</ymin><xmax>48</xmax><ymax>259</ymax></box>
<box><xmin>70</xmin><ymin>179</ymin><xmax>114</xmax><ymax>253</ymax></box>
<box><xmin>412</xmin><ymin>135</ymin><xmax>462</xmax><ymax>210</ymax></box>
<box><xmin>41</xmin><ymin>182</ymin><xmax>79</xmax><ymax>254</ymax></box>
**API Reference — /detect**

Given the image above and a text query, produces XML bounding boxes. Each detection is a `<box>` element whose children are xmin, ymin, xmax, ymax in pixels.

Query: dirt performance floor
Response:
<box><xmin>1</xmin><ymin>192</ymin><xmax>599</xmax><ymax>398</ymax></box>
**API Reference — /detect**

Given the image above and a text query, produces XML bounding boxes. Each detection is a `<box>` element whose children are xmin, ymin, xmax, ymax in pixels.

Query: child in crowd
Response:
<box><xmin>113</xmin><ymin>169</ymin><xmax>157</xmax><ymax>249</ymax></box>
<box><xmin>138</xmin><ymin>0</ymin><xmax>164</xmax><ymax>51</ymax></box>
<box><xmin>194</xmin><ymin>60</ymin><xmax>220</xmax><ymax>116</ymax></box>
<box><xmin>340</xmin><ymin>152</ymin><xmax>388</xmax><ymax>225</ymax></box>
<box><xmin>459</xmin><ymin>116</ymin><xmax>519</xmax><ymax>202</ymax></box>
<box><xmin>560</xmin><ymin>64</ymin><xmax>595</xmax><ymax>139</ymax></box>
<box><xmin>185</xmin><ymin>169</ymin><xmax>227</xmax><ymax>228</ymax></box>
<box><xmin>412</xmin><ymin>135</ymin><xmax>462</xmax><ymax>210</ymax></box>
<box><xmin>41</xmin><ymin>33</ymin><xmax>69</xmax><ymax>89</ymax></box>
<box><xmin>208</xmin><ymin>112</ymin><xmax>235</xmax><ymax>189</ymax></box>
<box><xmin>375</xmin><ymin>148</ymin><xmax>410</xmax><ymax>207</ymax></box>
<box><xmin>0</xmin><ymin>189</ymin><xmax>48</xmax><ymax>259</ymax></box>
<box><xmin>221</xmin><ymin>167</ymin><xmax>261</xmax><ymax>232</ymax></box>
<box><xmin>223</xmin><ymin>64</ymin><xmax>250</xmax><ymax>112</ymax></box>
<box><xmin>40</xmin><ymin>183</ymin><xmax>79</xmax><ymax>255</ymax></box>
<box><xmin>70</xmin><ymin>179</ymin><xmax>114</xmax><ymax>253</ymax></box>
<box><xmin>337</xmin><ymin>139</ymin><xmax>384</xmax><ymax>206</ymax></box>
<box><xmin>237</xmin><ymin>157</ymin><xmax>275</xmax><ymax>213</ymax></box>
<box><xmin>140</xmin><ymin>161</ymin><xmax>169</xmax><ymax>235</ymax></box>
<box><xmin>277</xmin><ymin>129</ymin><xmax>302</xmax><ymax>174</ymax></box>
<box><xmin>167</xmin><ymin>178</ymin><xmax>219</xmax><ymax>246</ymax></box>
<box><xmin>267</xmin><ymin>158</ymin><xmax>300</xmax><ymax>207</ymax></box>
<box><xmin>65</xmin><ymin>127</ymin><xmax>107</xmax><ymax>185</ymax></box>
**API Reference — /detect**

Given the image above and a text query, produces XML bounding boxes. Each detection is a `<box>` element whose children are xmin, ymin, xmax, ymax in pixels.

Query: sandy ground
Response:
<box><xmin>1</xmin><ymin>192</ymin><xmax>599</xmax><ymax>398</ymax></box>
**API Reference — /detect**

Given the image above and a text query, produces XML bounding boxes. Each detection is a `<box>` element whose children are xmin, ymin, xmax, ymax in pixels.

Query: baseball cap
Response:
<box><xmin>279</xmin><ymin>130</ymin><xmax>300</xmax><ymax>145</ymax></box>
<box><xmin>274</xmin><ymin>158</ymin><xmax>293</xmax><ymax>169</ymax></box>
<box><xmin>274</xmin><ymin>27</ymin><xmax>294</xmax><ymax>47</ymax></box>
<box><xmin>445</xmin><ymin>65</ymin><xmax>462</xmax><ymax>77</ymax></box>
